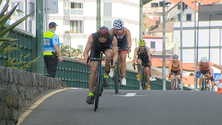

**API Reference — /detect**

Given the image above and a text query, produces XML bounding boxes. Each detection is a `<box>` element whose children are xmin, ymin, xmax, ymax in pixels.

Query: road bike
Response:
<box><xmin>133</xmin><ymin>63</ymin><xmax>150</xmax><ymax>90</ymax></box>
<box><xmin>87</xmin><ymin>53</ymin><xmax>113</xmax><ymax>112</ymax></box>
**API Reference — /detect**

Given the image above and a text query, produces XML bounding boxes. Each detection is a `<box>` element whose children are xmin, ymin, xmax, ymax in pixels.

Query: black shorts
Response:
<box><xmin>200</xmin><ymin>70</ymin><xmax>210</xmax><ymax>75</ymax></box>
<box><xmin>90</xmin><ymin>45</ymin><xmax>112</xmax><ymax>59</ymax></box>
<box><xmin>171</xmin><ymin>70</ymin><xmax>180</xmax><ymax>75</ymax></box>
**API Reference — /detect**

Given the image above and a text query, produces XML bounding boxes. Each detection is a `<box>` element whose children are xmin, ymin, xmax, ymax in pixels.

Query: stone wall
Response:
<box><xmin>0</xmin><ymin>66</ymin><xmax>65</xmax><ymax>125</ymax></box>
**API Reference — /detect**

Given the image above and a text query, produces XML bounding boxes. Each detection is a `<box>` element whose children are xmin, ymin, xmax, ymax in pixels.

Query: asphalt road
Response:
<box><xmin>20</xmin><ymin>88</ymin><xmax>222</xmax><ymax>125</ymax></box>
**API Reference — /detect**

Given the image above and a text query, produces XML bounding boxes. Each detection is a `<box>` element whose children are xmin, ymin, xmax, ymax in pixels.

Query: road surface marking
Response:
<box><xmin>17</xmin><ymin>89</ymin><xmax>66</xmax><ymax>125</ymax></box>
<box><xmin>113</xmin><ymin>93</ymin><xmax>147</xmax><ymax>97</ymax></box>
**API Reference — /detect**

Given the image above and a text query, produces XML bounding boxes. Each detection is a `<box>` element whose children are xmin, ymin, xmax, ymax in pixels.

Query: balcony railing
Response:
<box><xmin>65</xmin><ymin>9</ymin><xmax>84</xmax><ymax>15</ymax></box>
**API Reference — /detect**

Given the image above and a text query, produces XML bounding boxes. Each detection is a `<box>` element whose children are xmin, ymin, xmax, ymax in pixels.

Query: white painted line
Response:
<box><xmin>17</xmin><ymin>89</ymin><xmax>66</xmax><ymax>125</ymax></box>
<box><xmin>69</xmin><ymin>87</ymin><xmax>82</xmax><ymax>89</ymax></box>
<box><xmin>125</xmin><ymin>93</ymin><xmax>136</xmax><ymax>97</ymax></box>
<box><xmin>113</xmin><ymin>93</ymin><xmax>147</xmax><ymax>97</ymax></box>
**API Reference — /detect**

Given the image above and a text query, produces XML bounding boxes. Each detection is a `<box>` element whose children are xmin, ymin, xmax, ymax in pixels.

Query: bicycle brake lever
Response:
<box><xmin>111</xmin><ymin>59</ymin><xmax>113</xmax><ymax>66</ymax></box>
<box><xmin>87</xmin><ymin>57</ymin><xmax>90</xmax><ymax>64</ymax></box>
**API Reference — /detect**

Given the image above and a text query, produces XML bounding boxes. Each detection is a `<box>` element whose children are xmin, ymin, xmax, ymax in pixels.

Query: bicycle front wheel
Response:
<box><xmin>141</xmin><ymin>68</ymin><xmax>146</xmax><ymax>90</ymax></box>
<box><xmin>201</xmin><ymin>77</ymin><xmax>205</xmax><ymax>91</ymax></box>
<box><xmin>94</xmin><ymin>75</ymin><xmax>100</xmax><ymax>112</ymax></box>
<box><xmin>173</xmin><ymin>78</ymin><xmax>177</xmax><ymax>90</ymax></box>
<box><xmin>114</xmin><ymin>64</ymin><xmax>119</xmax><ymax>94</ymax></box>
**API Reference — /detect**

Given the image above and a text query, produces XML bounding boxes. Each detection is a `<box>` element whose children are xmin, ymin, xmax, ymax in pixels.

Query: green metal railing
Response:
<box><xmin>54</xmin><ymin>58</ymin><xmax>191</xmax><ymax>90</ymax></box>
<box><xmin>0</xmin><ymin>25</ymin><xmax>34</xmax><ymax>72</ymax></box>
<box><xmin>53</xmin><ymin>58</ymin><xmax>140</xmax><ymax>90</ymax></box>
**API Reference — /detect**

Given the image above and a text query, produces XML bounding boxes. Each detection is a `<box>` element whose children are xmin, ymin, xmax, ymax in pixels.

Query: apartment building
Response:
<box><xmin>1</xmin><ymin>0</ymin><xmax>140</xmax><ymax>58</ymax></box>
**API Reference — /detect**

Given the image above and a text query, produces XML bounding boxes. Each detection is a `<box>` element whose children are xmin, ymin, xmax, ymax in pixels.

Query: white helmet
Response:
<box><xmin>201</xmin><ymin>57</ymin><xmax>208</xmax><ymax>63</ymax></box>
<box><xmin>113</xmin><ymin>19</ymin><xmax>124</xmax><ymax>30</ymax></box>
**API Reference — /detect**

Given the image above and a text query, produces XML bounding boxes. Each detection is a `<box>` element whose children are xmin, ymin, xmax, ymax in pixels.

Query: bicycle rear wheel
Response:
<box><xmin>114</xmin><ymin>64</ymin><xmax>119</xmax><ymax>94</ymax></box>
<box><xmin>173</xmin><ymin>78</ymin><xmax>177</xmax><ymax>90</ymax></box>
<box><xmin>201</xmin><ymin>77</ymin><xmax>205</xmax><ymax>91</ymax></box>
<box><xmin>94</xmin><ymin>75</ymin><xmax>100</xmax><ymax>112</ymax></box>
<box><xmin>141</xmin><ymin>68</ymin><xmax>146</xmax><ymax>90</ymax></box>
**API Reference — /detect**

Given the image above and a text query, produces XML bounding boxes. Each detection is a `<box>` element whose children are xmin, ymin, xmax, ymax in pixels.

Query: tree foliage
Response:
<box><xmin>60</xmin><ymin>45</ymin><xmax>82</xmax><ymax>58</ymax></box>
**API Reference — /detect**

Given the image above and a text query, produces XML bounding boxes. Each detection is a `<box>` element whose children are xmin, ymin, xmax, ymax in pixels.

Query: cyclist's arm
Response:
<box><xmin>146</xmin><ymin>47</ymin><xmax>152</xmax><ymax>62</ymax></box>
<box><xmin>168</xmin><ymin>61</ymin><xmax>172</xmax><ymax>75</ymax></box>
<box><xmin>195</xmin><ymin>62</ymin><xmax>200</xmax><ymax>75</ymax></box>
<box><xmin>112</xmin><ymin>36</ymin><xmax>118</xmax><ymax>63</ymax></box>
<box><xmin>209</xmin><ymin>62</ymin><xmax>213</xmax><ymax>76</ymax></box>
<box><xmin>83</xmin><ymin>35</ymin><xmax>93</xmax><ymax>61</ymax></box>
<box><xmin>132</xmin><ymin>47</ymin><xmax>138</xmax><ymax>63</ymax></box>
<box><xmin>125</xmin><ymin>29</ymin><xmax>132</xmax><ymax>48</ymax></box>
<box><xmin>179</xmin><ymin>61</ymin><xmax>183</xmax><ymax>74</ymax></box>
<box><xmin>109</xmin><ymin>28</ymin><xmax>115</xmax><ymax>36</ymax></box>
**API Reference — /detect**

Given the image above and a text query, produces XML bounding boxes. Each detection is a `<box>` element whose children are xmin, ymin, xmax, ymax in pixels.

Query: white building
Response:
<box><xmin>1</xmin><ymin>0</ymin><xmax>140</xmax><ymax>58</ymax></box>
<box><xmin>174</xmin><ymin>21</ymin><xmax>222</xmax><ymax>65</ymax></box>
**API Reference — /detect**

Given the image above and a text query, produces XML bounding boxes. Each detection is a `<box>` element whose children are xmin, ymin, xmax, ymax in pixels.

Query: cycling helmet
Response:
<box><xmin>97</xmin><ymin>26</ymin><xmax>109</xmax><ymax>38</ymax></box>
<box><xmin>113</xmin><ymin>19</ymin><xmax>124</xmax><ymax>30</ymax></box>
<box><xmin>172</xmin><ymin>54</ymin><xmax>179</xmax><ymax>59</ymax></box>
<box><xmin>138</xmin><ymin>39</ymin><xmax>146</xmax><ymax>47</ymax></box>
<box><xmin>201</xmin><ymin>56</ymin><xmax>208</xmax><ymax>63</ymax></box>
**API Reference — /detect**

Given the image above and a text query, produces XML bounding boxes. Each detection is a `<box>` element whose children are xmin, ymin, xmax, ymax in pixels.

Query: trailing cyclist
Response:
<box><xmin>132</xmin><ymin>39</ymin><xmax>152</xmax><ymax>90</ymax></box>
<box><xmin>83</xmin><ymin>26</ymin><xmax>118</xmax><ymax>104</ymax></box>
<box><xmin>195</xmin><ymin>57</ymin><xmax>214</xmax><ymax>91</ymax></box>
<box><xmin>168</xmin><ymin>54</ymin><xmax>182</xmax><ymax>90</ymax></box>
<box><xmin>109</xmin><ymin>19</ymin><xmax>132</xmax><ymax>86</ymax></box>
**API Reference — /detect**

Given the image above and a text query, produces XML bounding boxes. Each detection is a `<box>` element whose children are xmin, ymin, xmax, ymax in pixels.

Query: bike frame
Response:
<box><xmin>200</xmin><ymin>73</ymin><xmax>210</xmax><ymax>91</ymax></box>
<box><xmin>88</xmin><ymin>53</ymin><xmax>113</xmax><ymax>111</ymax></box>
<box><xmin>172</xmin><ymin>73</ymin><xmax>179</xmax><ymax>90</ymax></box>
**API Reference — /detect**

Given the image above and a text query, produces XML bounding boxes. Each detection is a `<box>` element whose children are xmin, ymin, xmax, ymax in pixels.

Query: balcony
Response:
<box><xmin>65</xmin><ymin>9</ymin><xmax>83</xmax><ymax>15</ymax></box>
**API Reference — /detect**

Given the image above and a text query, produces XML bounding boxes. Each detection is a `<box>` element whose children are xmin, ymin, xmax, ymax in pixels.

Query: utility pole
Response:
<box><xmin>97</xmin><ymin>0</ymin><xmax>101</xmax><ymax>30</ymax></box>
<box><xmin>180</xmin><ymin>0</ymin><xmax>183</xmax><ymax>90</ymax></box>
<box><xmin>162</xmin><ymin>0</ymin><xmax>166</xmax><ymax>90</ymax></box>
<box><xmin>194</xmin><ymin>0</ymin><xmax>197</xmax><ymax>91</ymax></box>
<box><xmin>36</xmin><ymin>0</ymin><xmax>44</xmax><ymax>74</ymax></box>
<box><xmin>139</xmin><ymin>0</ymin><xmax>143</xmax><ymax>39</ymax></box>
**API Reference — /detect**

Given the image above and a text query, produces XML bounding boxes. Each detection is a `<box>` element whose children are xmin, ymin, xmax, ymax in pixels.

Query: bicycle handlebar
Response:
<box><xmin>133</xmin><ymin>63</ymin><xmax>142</xmax><ymax>70</ymax></box>
<box><xmin>87</xmin><ymin>57</ymin><xmax>113</xmax><ymax>65</ymax></box>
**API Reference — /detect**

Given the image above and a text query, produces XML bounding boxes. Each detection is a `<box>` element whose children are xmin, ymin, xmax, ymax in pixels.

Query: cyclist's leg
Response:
<box><xmin>103</xmin><ymin>48</ymin><xmax>113</xmax><ymax>86</ymax></box>
<box><xmin>176</xmin><ymin>71</ymin><xmax>181</xmax><ymax>84</ymax></box>
<box><xmin>119</xmin><ymin>41</ymin><xmax>128</xmax><ymax>85</ymax></box>
<box><xmin>104</xmin><ymin>48</ymin><xmax>113</xmax><ymax>75</ymax></box>
<box><xmin>89</xmin><ymin>62</ymin><xmax>99</xmax><ymax>93</ymax></box>
<box><xmin>89</xmin><ymin>46</ymin><xmax>100</xmax><ymax>94</ymax></box>
<box><xmin>210</xmin><ymin>68</ymin><xmax>215</xmax><ymax>90</ymax></box>
<box><xmin>136</xmin><ymin>58</ymin><xmax>142</xmax><ymax>81</ymax></box>
<box><xmin>144</xmin><ymin>65</ymin><xmax>150</xmax><ymax>86</ymax></box>
<box><xmin>170</xmin><ymin>71</ymin><xmax>175</xmax><ymax>90</ymax></box>
<box><xmin>120</xmin><ymin>51</ymin><xmax>127</xmax><ymax>77</ymax></box>
<box><xmin>86</xmin><ymin>46</ymin><xmax>100</xmax><ymax>104</ymax></box>
<box><xmin>199</xmin><ymin>70</ymin><xmax>204</xmax><ymax>90</ymax></box>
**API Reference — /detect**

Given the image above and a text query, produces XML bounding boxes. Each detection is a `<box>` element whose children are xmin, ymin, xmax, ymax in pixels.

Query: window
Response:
<box><xmin>159</xmin><ymin>1</ymin><xmax>163</xmax><ymax>7</ymax></box>
<box><xmin>11</xmin><ymin>2</ymin><xmax>24</xmax><ymax>16</ymax></box>
<box><xmin>70</xmin><ymin>2</ymin><xmax>83</xmax><ymax>15</ymax></box>
<box><xmin>186</xmin><ymin>14</ymin><xmax>192</xmax><ymax>21</ymax></box>
<box><xmin>166</xmin><ymin>2</ymin><xmax>171</xmax><ymax>5</ymax></box>
<box><xmin>71</xmin><ymin>2</ymin><xmax>83</xmax><ymax>9</ymax></box>
<box><xmin>104</xmin><ymin>3</ymin><xmax>112</xmax><ymax>17</ymax></box>
<box><xmin>70</xmin><ymin>20</ymin><xmax>84</xmax><ymax>33</ymax></box>
<box><xmin>151</xmin><ymin>3</ymin><xmax>158</xmax><ymax>7</ymax></box>
<box><xmin>104</xmin><ymin>21</ymin><xmax>112</xmax><ymax>29</ymax></box>
<box><xmin>178</xmin><ymin>14</ymin><xmax>181</xmax><ymax>21</ymax></box>
<box><xmin>151</xmin><ymin>41</ymin><xmax>155</xmax><ymax>49</ymax></box>
<box><xmin>28</xmin><ymin>20</ymin><xmax>32</xmax><ymax>33</ymax></box>
<box><xmin>178</xmin><ymin>3</ymin><xmax>187</xmax><ymax>11</ymax></box>
<box><xmin>28</xmin><ymin>2</ymin><xmax>35</xmax><ymax>17</ymax></box>
<box><xmin>185</xmin><ymin>4</ymin><xmax>188</xmax><ymax>9</ymax></box>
